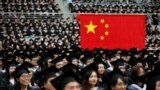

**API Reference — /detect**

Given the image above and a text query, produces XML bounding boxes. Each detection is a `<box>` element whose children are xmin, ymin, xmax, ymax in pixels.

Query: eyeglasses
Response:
<box><xmin>20</xmin><ymin>74</ymin><xmax>30</xmax><ymax>78</ymax></box>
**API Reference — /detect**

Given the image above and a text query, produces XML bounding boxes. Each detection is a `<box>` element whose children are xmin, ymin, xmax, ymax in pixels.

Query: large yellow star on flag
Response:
<box><xmin>85</xmin><ymin>21</ymin><xmax>97</xmax><ymax>34</ymax></box>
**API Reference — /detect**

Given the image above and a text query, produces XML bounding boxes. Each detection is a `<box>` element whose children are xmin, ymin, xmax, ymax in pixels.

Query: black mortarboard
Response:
<box><xmin>121</xmin><ymin>50</ymin><xmax>129</xmax><ymax>56</ymax></box>
<box><xmin>111</xmin><ymin>59</ymin><xmax>126</xmax><ymax>67</ymax></box>
<box><xmin>93</xmin><ymin>56</ymin><xmax>110</xmax><ymax>69</ymax></box>
<box><xmin>129</xmin><ymin>48</ymin><xmax>140</xmax><ymax>55</ymax></box>
<box><xmin>145</xmin><ymin>54</ymin><xmax>158</xmax><ymax>64</ymax></box>
<box><xmin>61</xmin><ymin>63</ymin><xmax>79</xmax><ymax>73</ymax></box>
<box><xmin>51</xmin><ymin>69</ymin><xmax>80</xmax><ymax>90</ymax></box>
<box><xmin>67</xmin><ymin>54</ymin><xmax>78</xmax><ymax>63</ymax></box>
<box><xmin>14</xmin><ymin>50</ymin><xmax>23</xmax><ymax>57</ymax></box>
<box><xmin>21</xmin><ymin>62</ymin><xmax>33</xmax><ymax>68</ymax></box>
<box><xmin>12</xmin><ymin>65</ymin><xmax>30</xmax><ymax>78</ymax></box>
<box><xmin>107</xmin><ymin>51</ymin><xmax>116</xmax><ymax>59</ymax></box>
<box><xmin>80</xmin><ymin>62</ymin><xmax>96</xmax><ymax>77</ymax></box>
<box><xmin>39</xmin><ymin>66</ymin><xmax>58</xmax><ymax>81</ymax></box>
<box><xmin>5</xmin><ymin>59</ymin><xmax>17</xmax><ymax>69</ymax></box>
<box><xmin>51</xmin><ymin>56</ymin><xmax>63</xmax><ymax>65</ymax></box>
<box><xmin>81</xmin><ymin>52</ymin><xmax>94</xmax><ymax>64</ymax></box>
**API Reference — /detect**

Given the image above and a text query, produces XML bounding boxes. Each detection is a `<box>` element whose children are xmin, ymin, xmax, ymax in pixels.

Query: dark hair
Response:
<box><xmin>95</xmin><ymin>62</ymin><xmax>106</xmax><ymax>72</ymax></box>
<box><xmin>110</xmin><ymin>74</ymin><xmax>126</xmax><ymax>90</ymax></box>
<box><xmin>147</xmin><ymin>75</ymin><xmax>160</xmax><ymax>90</ymax></box>
<box><xmin>82</xmin><ymin>69</ymin><xmax>98</xmax><ymax>90</ymax></box>
<box><xmin>6</xmin><ymin>65</ymin><xmax>16</xmax><ymax>83</ymax></box>
<box><xmin>132</xmin><ymin>65</ymin><xmax>145</xmax><ymax>83</ymax></box>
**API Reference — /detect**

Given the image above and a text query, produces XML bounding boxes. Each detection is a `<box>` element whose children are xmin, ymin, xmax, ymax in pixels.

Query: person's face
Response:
<box><xmin>156</xmin><ymin>81</ymin><xmax>160</xmax><ymax>90</ymax></box>
<box><xmin>118</xmin><ymin>65</ymin><xmax>126</xmax><ymax>74</ymax></box>
<box><xmin>88</xmin><ymin>71</ymin><xmax>98</xmax><ymax>86</ymax></box>
<box><xmin>112</xmin><ymin>78</ymin><xmax>126</xmax><ymax>90</ymax></box>
<box><xmin>18</xmin><ymin>73</ymin><xmax>30</xmax><ymax>86</ymax></box>
<box><xmin>63</xmin><ymin>58</ymin><xmax>68</xmax><ymax>65</ymax></box>
<box><xmin>138</xmin><ymin>68</ymin><xmax>145</xmax><ymax>76</ymax></box>
<box><xmin>64</xmin><ymin>81</ymin><xmax>80</xmax><ymax>90</ymax></box>
<box><xmin>44</xmin><ymin>77</ymin><xmax>56</xmax><ymax>90</ymax></box>
<box><xmin>55</xmin><ymin>61</ymin><xmax>63</xmax><ymax>69</ymax></box>
<box><xmin>9</xmin><ymin>66</ymin><xmax>16</xmax><ymax>75</ymax></box>
<box><xmin>16</xmin><ymin>57</ymin><xmax>23</xmax><ymax>64</ymax></box>
<box><xmin>98</xmin><ymin>64</ymin><xmax>105</xmax><ymax>75</ymax></box>
<box><xmin>122</xmin><ymin>56</ymin><xmax>130</xmax><ymax>62</ymax></box>
<box><xmin>47</xmin><ymin>59</ymin><xmax>52</xmax><ymax>68</ymax></box>
<box><xmin>30</xmin><ymin>57</ymin><xmax>38</xmax><ymax>66</ymax></box>
<box><xmin>72</xmin><ymin>59</ymin><xmax>78</xmax><ymax>66</ymax></box>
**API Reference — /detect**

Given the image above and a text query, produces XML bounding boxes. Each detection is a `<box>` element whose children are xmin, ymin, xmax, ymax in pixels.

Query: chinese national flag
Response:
<box><xmin>77</xmin><ymin>14</ymin><xmax>146</xmax><ymax>50</ymax></box>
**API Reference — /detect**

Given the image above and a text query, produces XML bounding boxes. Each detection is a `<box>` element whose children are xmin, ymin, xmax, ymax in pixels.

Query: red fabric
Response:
<box><xmin>78</xmin><ymin>14</ymin><xmax>146</xmax><ymax>50</ymax></box>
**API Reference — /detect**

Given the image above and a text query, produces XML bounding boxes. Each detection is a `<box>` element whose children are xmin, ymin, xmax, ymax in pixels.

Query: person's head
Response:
<box><xmin>44</xmin><ymin>57</ymin><xmax>53</xmax><ymax>68</ymax></box>
<box><xmin>43</xmin><ymin>76</ymin><xmax>56</xmax><ymax>90</ymax></box>
<box><xmin>62</xmin><ymin>77</ymin><xmax>81</xmax><ymax>90</ymax></box>
<box><xmin>51</xmin><ymin>71</ymin><xmax>81</xmax><ymax>90</ymax></box>
<box><xmin>147</xmin><ymin>75</ymin><xmax>160</xmax><ymax>90</ymax></box>
<box><xmin>82</xmin><ymin>69</ymin><xmax>98</xmax><ymax>89</ymax></box>
<box><xmin>111</xmin><ymin>59</ymin><xmax>126</xmax><ymax>74</ymax></box>
<box><xmin>17</xmin><ymin>72</ymin><xmax>30</xmax><ymax>87</ymax></box>
<box><xmin>6</xmin><ymin>61</ymin><xmax>17</xmax><ymax>79</ymax></box>
<box><xmin>70</xmin><ymin>57</ymin><xmax>78</xmax><ymax>66</ymax></box>
<box><xmin>96</xmin><ymin>62</ymin><xmax>106</xmax><ymax>75</ymax></box>
<box><xmin>8</xmin><ymin>65</ymin><xmax>16</xmax><ymax>75</ymax></box>
<box><xmin>121</xmin><ymin>52</ymin><xmax>130</xmax><ymax>62</ymax></box>
<box><xmin>30</xmin><ymin>56</ymin><xmax>38</xmax><ymax>66</ymax></box>
<box><xmin>52</xmin><ymin>57</ymin><xmax>64</xmax><ymax>70</ymax></box>
<box><xmin>132</xmin><ymin>65</ymin><xmax>146</xmax><ymax>84</ymax></box>
<box><xmin>110</xmin><ymin>74</ymin><xmax>127</xmax><ymax>90</ymax></box>
<box><xmin>63</xmin><ymin>58</ymin><xmax>68</xmax><ymax>66</ymax></box>
<box><xmin>13</xmin><ymin>66</ymin><xmax>31</xmax><ymax>88</ymax></box>
<box><xmin>132</xmin><ymin>65</ymin><xmax>145</xmax><ymax>77</ymax></box>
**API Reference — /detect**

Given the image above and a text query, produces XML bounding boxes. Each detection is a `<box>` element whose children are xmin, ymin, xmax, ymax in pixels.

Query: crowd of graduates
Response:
<box><xmin>0</xmin><ymin>0</ymin><xmax>160</xmax><ymax>90</ymax></box>
<box><xmin>0</xmin><ymin>47</ymin><xmax>160</xmax><ymax>90</ymax></box>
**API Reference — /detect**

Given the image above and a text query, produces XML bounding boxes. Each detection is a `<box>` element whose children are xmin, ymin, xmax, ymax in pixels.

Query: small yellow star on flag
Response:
<box><xmin>101</xmin><ymin>19</ymin><xmax>104</xmax><ymax>24</ymax></box>
<box><xmin>85</xmin><ymin>21</ymin><xmax>97</xmax><ymax>34</ymax></box>
<box><xmin>105</xmin><ymin>31</ymin><xmax>109</xmax><ymax>36</ymax></box>
<box><xmin>105</xmin><ymin>24</ymin><xmax>109</xmax><ymax>28</ymax></box>
<box><xmin>100</xmin><ymin>36</ymin><xmax>104</xmax><ymax>40</ymax></box>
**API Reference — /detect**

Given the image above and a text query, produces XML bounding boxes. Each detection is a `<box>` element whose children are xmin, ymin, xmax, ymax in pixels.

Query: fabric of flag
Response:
<box><xmin>77</xmin><ymin>14</ymin><xmax>146</xmax><ymax>50</ymax></box>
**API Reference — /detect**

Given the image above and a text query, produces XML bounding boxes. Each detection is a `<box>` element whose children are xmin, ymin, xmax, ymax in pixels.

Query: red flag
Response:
<box><xmin>78</xmin><ymin>14</ymin><xmax>146</xmax><ymax>50</ymax></box>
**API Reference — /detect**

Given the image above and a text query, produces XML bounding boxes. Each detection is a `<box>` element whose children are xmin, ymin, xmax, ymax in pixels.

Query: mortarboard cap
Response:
<box><xmin>39</xmin><ymin>66</ymin><xmax>58</xmax><ymax>81</ymax></box>
<box><xmin>12</xmin><ymin>65</ymin><xmax>30</xmax><ymax>78</ymax></box>
<box><xmin>111</xmin><ymin>59</ymin><xmax>126</xmax><ymax>67</ymax></box>
<box><xmin>5</xmin><ymin>59</ymin><xmax>18</xmax><ymax>69</ymax></box>
<box><xmin>61</xmin><ymin>63</ymin><xmax>79</xmax><ymax>73</ymax></box>
<box><xmin>93</xmin><ymin>56</ymin><xmax>110</xmax><ymax>69</ymax></box>
<box><xmin>51</xmin><ymin>56</ymin><xmax>63</xmax><ymax>65</ymax></box>
<box><xmin>51</xmin><ymin>69</ymin><xmax>80</xmax><ymax>90</ymax></box>
<box><xmin>121</xmin><ymin>50</ymin><xmax>129</xmax><ymax>56</ymax></box>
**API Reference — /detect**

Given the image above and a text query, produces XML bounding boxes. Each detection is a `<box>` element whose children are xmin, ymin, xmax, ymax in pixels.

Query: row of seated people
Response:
<box><xmin>70</xmin><ymin>1</ymin><xmax>160</xmax><ymax>13</ymax></box>
<box><xmin>0</xmin><ymin>0</ymin><xmax>60</xmax><ymax>13</ymax></box>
